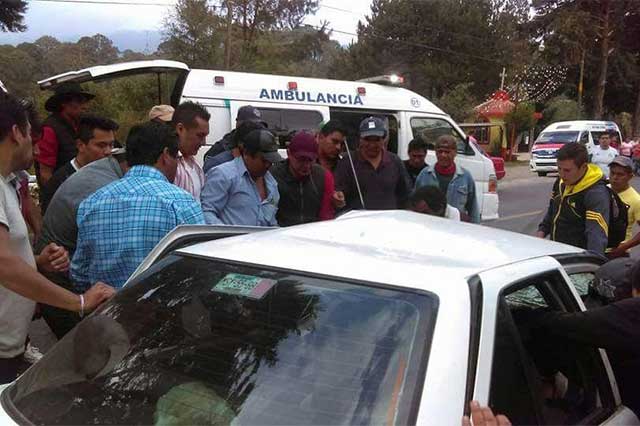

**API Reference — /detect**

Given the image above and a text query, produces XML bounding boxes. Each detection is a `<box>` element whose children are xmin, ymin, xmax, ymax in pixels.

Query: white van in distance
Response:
<box><xmin>38</xmin><ymin>60</ymin><xmax>499</xmax><ymax>219</ymax></box>
<box><xmin>530</xmin><ymin>121</ymin><xmax>623</xmax><ymax>176</ymax></box>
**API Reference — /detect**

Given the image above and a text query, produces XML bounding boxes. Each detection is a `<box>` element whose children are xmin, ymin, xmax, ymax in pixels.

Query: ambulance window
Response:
<box><xmin>410</xmin><ymin>118</ymin><xmax>467</xmax><ymax>155</ymax></box>
<box><xmin>255</xmin><ymin>108</ymin><xmax>323</xmax><ymax>148</ymax></box>
<box><xmin>329</xmin><ymin>109</ymin><xmax>399</xmax><ymax>154</ymax></box>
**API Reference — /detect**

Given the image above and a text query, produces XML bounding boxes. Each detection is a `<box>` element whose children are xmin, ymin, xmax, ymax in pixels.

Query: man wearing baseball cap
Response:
<box><xmin>608</xmin><ymin>156</ymin><xmax>640</xmax><ymax>257</ymax></box>
<box><xmin>271</xmin><ymin>131</ymin><xmax>335</xmax><ymax>226</ymax></box>
<box><xmin>334</xmin><ymin>117</ymin><xmax>411</xmax><ymax>211</ymax></box>
<box><xmin>201</xmin><ymin>128</ymin><xmax>281</xmax><ymax>226</ymax></box>
<box><xmin>202</xmin><ymin>105</ymin><xmax>265</xmax><ymax>173</ymax></box>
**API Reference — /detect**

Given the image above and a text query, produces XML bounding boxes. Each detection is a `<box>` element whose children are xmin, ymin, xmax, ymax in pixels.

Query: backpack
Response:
<box><xmin>607</xmin><ymin>187</ymin><xmax>629</xmax><ymax>249</ymax></box>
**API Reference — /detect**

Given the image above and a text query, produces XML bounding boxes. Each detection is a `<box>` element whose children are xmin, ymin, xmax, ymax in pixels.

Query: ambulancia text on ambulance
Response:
<box><xmin>37</xmin><ymin>60</ymin><xmax>499</xmax><ymax>219</ymax></box>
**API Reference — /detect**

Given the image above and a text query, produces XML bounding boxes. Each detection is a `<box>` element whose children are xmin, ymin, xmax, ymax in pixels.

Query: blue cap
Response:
<box><xmin>359</xmin><ymin>116</ymin><xmax>387</xmax><ymax>138</ymax></box>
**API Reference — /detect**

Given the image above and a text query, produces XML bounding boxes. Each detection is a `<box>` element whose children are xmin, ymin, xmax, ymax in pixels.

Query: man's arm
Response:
<box><xmin>583</xmin><ymin>185</ymin><xmax>610</xmax><ymax>255</ymax></box>
<box><xmin>175</xmin><ymin>198</ymin><xmax>206</xmax><ymax>226</ymax></box>
<box><xmin>537</xmin><ymin>179</ymin><xmax>559</xmax><ymax>238</ymax></box>
<box><xmin>35</xmin><ymin>127</ymin><xmax>59</xmax><ymax>186</ymax></box>
<box><xmin>395</xmin><ymin>157</ymin><xmax>412</xmax><ymax>209</ymax></box>
<box><xmin>333</xmin><ymin>157</ymin><xmax>354</xmax><ymax>208</ymax></box>
<box><xmin>0</xmin><ymin>226</ymin><xmax>113</xmax><ymax>312</ymax></box>
<box><xmin>536</xmin><ymin>300</ymin><xmax>638</xmax><ymax>352</ymax></box>
<box><xmin>465</xmin><ymin>173</ymin><xmax>481</xmax><ymax>223</ymax></box>
<box><xmin>200</xmin><ymin>168</ymin><xmax>230</xmax><ymax>225</ymax></box>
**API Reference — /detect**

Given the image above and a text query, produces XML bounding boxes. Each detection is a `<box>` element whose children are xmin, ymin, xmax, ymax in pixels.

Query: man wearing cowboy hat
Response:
<box><xmin>36</xmin><ymin>82</ymin><xmax>94</xmax><ymax>187</ymax></box>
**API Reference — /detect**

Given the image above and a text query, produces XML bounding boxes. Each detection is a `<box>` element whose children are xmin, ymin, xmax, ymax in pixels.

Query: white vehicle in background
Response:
<box><xmin>530</xmin><ymin>121</ymin><xmax>623</xmax><ymax>176</ymax></box>
<box><xmin>0</xmin><ymin>212</ymin><xmax>637</xmax><ymax>425</ymax></box>
<box><xmin>37</xmin><ymin>60</ymin><xmax>499</xmax><ymax>220</ymax></box>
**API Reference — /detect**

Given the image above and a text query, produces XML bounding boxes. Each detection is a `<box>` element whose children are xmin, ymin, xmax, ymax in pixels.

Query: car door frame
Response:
<box><xmin>471</xmin><ymin>255</ymin><xmax>636</xmax><ymax>425</ymax></box>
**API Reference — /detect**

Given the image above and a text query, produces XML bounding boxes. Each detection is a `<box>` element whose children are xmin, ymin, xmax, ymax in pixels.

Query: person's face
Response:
<box><xmin>359</xmin><ymin>135</ymin><xmax>384</xmax><ymax>159</ymax></box>
<box><xmin>177</xmin><ymin>117</ymin><xmax>210</xmax><ymax>157</ymax></box>
<box><xmin>609</xmin><ymin>165</ymin><xmax>633</xmax><ymax>193</ymax></box>
<box><xmin>317</xmin><ymin>131</ymin><xmax>344</xmax><ymax>159</ymax></box>
<box><xmin>161</xmin><ymin>148</ymin><xmax>179</xmax><ymax>183</ymax></box>
<box><xmin>599</xmin><ymin>134</ymin><xmax>610</xmax><ymax>149</ymax></box>
<box><xmin>288</xmin><ymin>150</ymin><xmax>314</xmax><ymax>179</ymax></box>
<box><xmin>557</xmin><ymin>159</ymin><xmax>587</xmax><ymax>185</ymax></box>
<box><xmin>243</xmin><ymin>151</ymin><xmax>272</xmax><ymax>178</ymax></box>
<box><xmin>435</xmin><ymin>146</ymin><xmax>456</xmax><ymax>168</ymax></box>
<box><xmin>61</xmin><ymin>98</ymin><xmax>89</xmax><ymax>120</ymax></box>
<box><xmin>14</xmin><ymin>121</ymin><xmax>33</xmax><ymax>170</ymax></box>
<box><xmin>78</xmin><ymin>128</ymin><xmax>115</xmax><ymax>164</ymax></box>
<box><xmin>408</xmin><ymin>149</ymin><xmax>427</xmax><ymax>168</ymax></box>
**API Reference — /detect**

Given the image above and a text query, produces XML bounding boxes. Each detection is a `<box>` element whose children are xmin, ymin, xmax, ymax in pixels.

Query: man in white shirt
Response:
<box><xmin>408</xmin><ymin>185</ymin><xmax>461</xmax><ymax>221</ymax></box>
<box><xmin>0</xmin><ymin>95</ymin><xmax>114</xmax><ymax>383</ymax></box>
<box><xmin>172</xmin><ymin>102</ymin><xmax>210</xmax><ymax>200</ymax></box>
<box><xmin>591</xmin><ymin>132</ymin><xmax>619</xmax><ymax>179</ymax></box>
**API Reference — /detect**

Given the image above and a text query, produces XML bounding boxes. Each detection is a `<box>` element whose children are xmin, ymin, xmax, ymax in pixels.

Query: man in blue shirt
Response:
<box><xmin>201</xmin><ymin>128</ymin><xmax>282</xmax><ymax>226</ymax></box>
<box><xmin>71</xmin><ymin>122</ymin><xmax>204</xmax><ymax>290</ymax></box>
<box><xmin>414</xmin><ymin>135</ymin><xmax>480</xmax><ymax>223</ymax></box>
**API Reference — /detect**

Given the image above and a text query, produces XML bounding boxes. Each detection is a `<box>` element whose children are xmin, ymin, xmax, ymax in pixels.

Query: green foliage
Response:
<box><xmin>0</xmin><ymin>0</ymin><xmax>27</xmax><ymax>32</ymax></box>
<box><xmin>159</xmin><ymin>0</ymin><xmax>223</xmax><ymax>68</ymax></box>
<box><xmin>540</xmin><ymin>96</ymin><xmax>582</xmax><ymax>126</ymax></box>
<box><xmin>434</xmin><ymin>83</ymin><xmax>479</xmax><ymax>123</ymax></box>
<box><xmin>505</xmin><ymin>102</ymin><xmax>536</xmax><ymax>133</ymax></box>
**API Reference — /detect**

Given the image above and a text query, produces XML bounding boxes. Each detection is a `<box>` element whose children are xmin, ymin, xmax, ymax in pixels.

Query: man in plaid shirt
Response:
<box><xmin>71</xmin><ymin>122</ymin><xmax>204</xmax><ymax>290</ymax></box>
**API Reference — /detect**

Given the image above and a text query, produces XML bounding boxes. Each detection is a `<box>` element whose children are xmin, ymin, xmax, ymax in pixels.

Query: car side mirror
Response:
<box><xmin>464</xmin><ymin>136</ymin><xmax>475</xmax><ymax>156</ymax></box>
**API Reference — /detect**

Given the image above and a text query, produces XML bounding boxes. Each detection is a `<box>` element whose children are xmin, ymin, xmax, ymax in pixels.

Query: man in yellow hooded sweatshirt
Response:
<box><xmin>537</xmin><ymin>143</ymin><xmax>610</xmax><ymax>256</ymax></box>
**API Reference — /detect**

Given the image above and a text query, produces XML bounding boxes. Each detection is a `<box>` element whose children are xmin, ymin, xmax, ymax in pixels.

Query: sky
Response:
<box><xmin>2</xmin><ymin>0</ymin><xmax>373</xmax><ymax>51</ymax></box>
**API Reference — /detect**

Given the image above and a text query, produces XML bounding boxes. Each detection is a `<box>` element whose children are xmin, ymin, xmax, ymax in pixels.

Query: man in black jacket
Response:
<box><xmin>534</xmin><ymin>259</ymin><xmax>640</xmax><ymax>417</ymax></box>
<box><xmin>537</xmin><ymin>143</ymin><xmax>610</xmax><ymax>256</ymax></box>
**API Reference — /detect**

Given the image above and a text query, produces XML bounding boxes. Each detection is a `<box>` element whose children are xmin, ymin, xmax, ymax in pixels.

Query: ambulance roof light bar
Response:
<box><xmin>357</xmin><ymin>74</ymin><xmax>404</xmax><ymax>86</ymax></box>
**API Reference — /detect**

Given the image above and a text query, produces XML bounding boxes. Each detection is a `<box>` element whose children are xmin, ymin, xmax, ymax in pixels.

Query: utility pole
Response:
<box><xmin>500</xmin><ymin>67</ymin><xmax>507</xmax><ymax>91</ymax></box>
<box><xmin>577</xmin><ymin>48</ymin><xmax>585</xmax><ymax>119</ymax></box>
<box><xmin>224</xmin><ymin>0</ymin><xmax>233</xmax><ymax>69</ymax></box>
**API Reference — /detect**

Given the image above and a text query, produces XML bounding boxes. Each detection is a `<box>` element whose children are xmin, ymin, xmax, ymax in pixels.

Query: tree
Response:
<box><xmin>328</xmin><ymin>0</ymin><xmax>532</xmax><ymax>104</ymax></box>
<box><xmin>77</xmin><ymin>34</ymin><xmax>119</xmax><ymax>66</ymax></box>
<box><xmin>540</xmin><ymin>96</ymin><xmax>582</xmax><ymax>127</ymax></box>
<box><xmin>434</xmin><ymin>83</ymin><xmax>479</xmax><ymax>122</ymax></box>
<box><xmin>0</xmin><ymin>0</ymin><xmax>27</xmax><ymax>32</ymax></box>
<box><xmin>160</xmin><ymin>0</ymin><xmax>223</xmax><ymax>68</ymax></box>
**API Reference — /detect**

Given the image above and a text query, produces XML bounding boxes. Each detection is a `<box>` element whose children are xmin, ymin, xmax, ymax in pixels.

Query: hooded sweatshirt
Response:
<box><xmin>538</xmin><ymin>164</ymin><xmax>610</xmax><ymax>255</ymax></box>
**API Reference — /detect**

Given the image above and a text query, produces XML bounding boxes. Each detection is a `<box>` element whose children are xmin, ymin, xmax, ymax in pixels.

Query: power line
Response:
<box><xmin>32</xmin><ymin>0</ymin><xmax>175</xmax><ymax>6</ymax></box>
<box><xmin>314</xmin><ymin>24</ymin><xmax>503</xmax><ymax>63</ymax></box>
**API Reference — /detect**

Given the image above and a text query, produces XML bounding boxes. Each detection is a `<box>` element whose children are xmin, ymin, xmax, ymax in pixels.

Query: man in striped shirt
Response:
<box><xmin>172</xmin><ymin>102</ymin><xmax>210</xmax><ymax>200</ymax></box>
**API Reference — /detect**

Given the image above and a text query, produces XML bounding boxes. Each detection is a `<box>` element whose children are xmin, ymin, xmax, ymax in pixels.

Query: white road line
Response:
<box><xmin>491</xmin><ymin>210</ymin><xmax>545</xmax><ymax>222</ymax></box>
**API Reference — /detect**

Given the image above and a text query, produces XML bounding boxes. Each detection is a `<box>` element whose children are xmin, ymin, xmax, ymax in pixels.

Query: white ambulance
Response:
<box><xmin>530</xmin><ymin>120</ymin><xmax>623</xmax><ymax>176</ymax></box>
<box><xmin>38</xmin><ymin>60</ymin><xmax>499</xmax><ymax>219</ymax></box>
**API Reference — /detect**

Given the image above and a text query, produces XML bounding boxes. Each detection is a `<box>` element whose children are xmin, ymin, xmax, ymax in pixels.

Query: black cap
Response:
<box><xmin>243</xmin><ymin>129</ymin><xmax>283</xmax><ymax>163</ymax></box>
<box><xmin>592</xmin><ymin>258</ymin><xmax>635</xmax><ymax>302</ymax></box>
<box><xmin>236</xmin><ymin>105</ymin><xmax>262</xmax><ymax>123</ymax></box>
<box><xmin>610</xmin><ymin>155</ymin><xmax>634</xmax><ymax>171</ymax></box>
<box><xmin>44</xmin><ymin>82</ymin><xmax>95</xmax><ymax>112</ymax></box>
<box><xmin>359</xmin><ymin>116</ymin><xmax>387</xmax><ymax>138</ymax></box>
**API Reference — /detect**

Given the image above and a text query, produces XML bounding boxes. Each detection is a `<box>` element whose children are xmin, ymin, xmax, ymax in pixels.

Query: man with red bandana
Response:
<box><xmin>414</xmin><ymin>135</ymin><xmax>480</xmax><ymax>223</ymax></box>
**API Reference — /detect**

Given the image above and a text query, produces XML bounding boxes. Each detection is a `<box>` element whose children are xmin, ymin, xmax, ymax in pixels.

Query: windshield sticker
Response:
<box><xmin>212</xmin><ymin>273</ymin><xmax>277</xmax><ymax>300</ymax></box>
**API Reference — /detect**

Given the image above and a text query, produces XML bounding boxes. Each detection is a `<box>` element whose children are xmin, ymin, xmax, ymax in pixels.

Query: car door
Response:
<box><xmin>472</xmin><ymin>257</ymin><xmax>638</xmax><ymax>425</ymax></box>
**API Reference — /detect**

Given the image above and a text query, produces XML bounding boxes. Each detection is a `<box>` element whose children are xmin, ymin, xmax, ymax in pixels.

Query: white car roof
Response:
<box><xmin>179</xmin><ymin>211</ymin><xmax>580</xmax><ymax>294</ymax></box>
<box><xmin>543</xmin><ymin>120</ymin><xmax>621</xmax><ymax>132</ymax></box>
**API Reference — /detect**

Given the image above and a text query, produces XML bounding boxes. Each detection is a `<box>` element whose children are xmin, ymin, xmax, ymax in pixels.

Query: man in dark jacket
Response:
<box><xmin>533</xmin><ymin>259</ymin><xmax>640</xmax><ymax>417</ymax></box>
<box><xmin>537</xmin><ymin>142</ymin><xmax>610</xmax><ymax>255</ymax></box>
<box><xmin>202</xmin><ymin>105</ymin><xmax>265</xmax><ymax>173</ymax></box>
<box><xmin>271</xmin><ymin>132</ymin><xmax>335</xmax><ymax>226</ymax></box>
<box><xmin>35</xmin><ymin>82</ymin><xmax>94</xmax><ymax>187</ymax></box>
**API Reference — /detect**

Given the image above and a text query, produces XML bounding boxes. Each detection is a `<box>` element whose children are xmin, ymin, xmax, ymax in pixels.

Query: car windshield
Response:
<box><xmin>5</xmin><ymin>255</ymin><xmax>436</xmax><ymax>425</ymax></box>
<box><xmin>535</xmin><ymin>131</ymin><xmax>579</xmax><ymax>144</ymax></box>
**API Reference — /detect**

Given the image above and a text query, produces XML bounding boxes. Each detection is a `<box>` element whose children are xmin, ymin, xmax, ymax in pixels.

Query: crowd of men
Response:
<box><xmin>0</xmin><ymin>84</ymin><xmax>481</xmax><ymax>383</ymax></box>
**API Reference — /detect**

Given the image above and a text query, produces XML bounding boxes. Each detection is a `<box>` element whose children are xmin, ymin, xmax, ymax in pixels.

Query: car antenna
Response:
<box><xmin>343</xmin><ymin>141</ymin><xmax>366</xmax><ymax>209</ymax></box>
